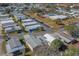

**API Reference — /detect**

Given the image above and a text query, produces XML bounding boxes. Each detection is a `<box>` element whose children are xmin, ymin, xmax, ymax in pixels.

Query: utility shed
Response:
<box><xmin>6</xmin><ymin>36</ymin><xmax>25</xmax><ymax>56</ymax></box>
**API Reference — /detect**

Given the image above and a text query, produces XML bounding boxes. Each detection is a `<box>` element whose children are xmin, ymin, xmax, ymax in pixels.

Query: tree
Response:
<box><xmin>55</xmin><ymin>20</ymin><xmax>64</xmax><ymax>25</ymax></box>
<box><xmin>34</xmin><ymin>39</ymin><xmax>64</xmax><ymax>56</ymax></box>
<box><xmin>19</xmin><ymin>36</ymin><xmax>25</xmax><ymax>45</ymax></box>
<box><xmin>64</xmin><ymin>25</ymin><xmax>77</xmax><ymax>32</ymax></box>
<box><xmin>50</xmin><ymin>39</ymin><xmax>63</xmax><ymax>50</ymax></box>
<box><xmin>64</xmin><ymin>46</ymin><xmax>79</xmax><ymax>56</ymax></box>
<box><xmin>44</xmin><ymin>39</ymin><xmax>64</xmax><ymax>56</ymax></box>
<box><xmin>19</xmin><ymin>18</ymin><xmax>22</xmax><ymax>23</ymax></box>
<box><xmin>31</xmin><ymin>7</ymin><xmax>43</xmax><ymax>13</ymax></box>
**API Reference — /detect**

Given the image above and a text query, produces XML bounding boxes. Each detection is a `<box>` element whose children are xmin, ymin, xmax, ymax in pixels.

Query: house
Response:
<box><xmin>48</xmin><ymin>15</ymin><xmax>68</xmax><ymax>20</ymax></box>
<box><xmin>0</xmin><ymin>20</ymin><xmax>14</xmax><ymax>26</ymax></box>
<box><xmin>0</xmin><ymin>14</ymin><xmax>9</xmax><ymax>19</ymax></box>
<box><xmin>0</xmin><ymin>18</ymin><xmax>16</xmax><ymax>33</ymax></box>
<box><xmin>0</xmin><ymin>18</ymin><xmax>15</xmax><ymax>28</ymax></box>
<box><xmin>23</xmin><ymin>21</ymin><xmax>38</xmax><ymax>26</ymax></box>
<box><xmin>6</xmin><ymin>36</ymin><xmax>25</xmax><ymax>56</ymax></box>
<box><xmin>43</xmin><ymin>33</ymin><xmax>56</xmax><ymax>46</ymax></box>
<box><xmin>22</xmin><ymin>19</ymin><xmax>34</xmax><ymax>23</ymax></box>
<box><xmin>24</xmin><ymin>33</ymin><xmax>57</xmax><ymax>51</ymax></box>
<box><xmin>25</xmin><ymin>24</ymin><xmax>42</xmax><ymax>31</ymax></box>
<box><xmin>56</xmin><ymin>8</ymin><xmax>67</xmax><ymax>13</ymax></box>
<box><xmin>0</xmin><ymin>17</ymin><xmax>12</xmax><ymax>21</ymax></box>
<box><xmin>43</xmin><ymin>14</ymin><xmax>68</xmax><ymax>20</ymax></box>
<box><xmin>22</xmin><ymin>18</ymin><xmax>43</xmax><ymax>32</ymax></box>
<box><xmin>56</xmin><ymin>31</ymin><xmax>75</xmax><ymax>44</ymax></box>
<box><xmin>13</xmin><ymin>13</ymin><xmax>26</xmax><ymax>21</ymax></box>
<box><xmin>36</xmin><ymin>33</ymin><xmax>57</xmax><ymax>46</ymax></box>
<box><xmin>0</xmin><ymin>16</ymin><xmax>21</xmax><ymax>33</ymax></box>
<box><xmin>5</xmin><ymin>27</ymin><xmax>16</xmax><ymax>33</ymax></box>
<box><xmin>70</xmin><ymin>9</ymin><xmax>79</xmax><ymax>14</ymax></box>
<box><xmin>24</xmin><ymin>35</ymin><xmax>45</xmax><ymax>51</ymax></box>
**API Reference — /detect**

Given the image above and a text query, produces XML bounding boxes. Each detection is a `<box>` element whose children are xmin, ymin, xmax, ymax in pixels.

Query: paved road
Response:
<box><xmin>0</xmin><ymin>24</ymin><xmax>6</xmax><ymax>56</ymax></box>
<box><xmin>0</xmin><ymin>24</ymin><xmax>3</xmax><ymax>43</ymax></box>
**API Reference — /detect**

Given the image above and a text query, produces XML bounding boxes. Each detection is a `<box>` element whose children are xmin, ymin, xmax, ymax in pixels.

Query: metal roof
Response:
<box><xmin>14</xmin><ymin>13</ymin><xmax>26</xmax><ymax>20</ymax></box>
<box><xmin>24</xmin><ymin>35</ymin><xmax>43</xmax><ymax>51</ymax></box>
<box><xmin>44</xmin><ymin>34</ymin><xmax>56</xmax><ymax>44</ymax></box>
<box><xmin>49</xmin><ymin>15</ymin><xmax>67</xmax><ymax>20</ymax></box>
<box><xmin>57</xmin><ymin>31</ymin><xmax>75</xmax><ymax>43</ymax></box>
<box><xmin>3</xmin><ymin>25</ymin><xmax>15</xmax><ymax>28</ymax></box>
<box><xmin>23</xmin><ymin>21</ymin><xmax>38</xmax><ymax>26</ymax></box>
<box><xmin>25</xmin><ymin>24</ymin><xmax>41</xmax><ymax>31</ymax></box>
<box><xmin>0</xmin><ymin>14</ymin><xmax>9</xmax><ymax>17</ymax></box>
<box><xmin>3</xmin><ymin>23</ymin><xmax>15</xmax><ymax>28</ymax></box>
<box><xmin>22</xmin><ymin>19</ymin><xmax>33</xmax><ymax>22</ymax></box>
<box><xmin>0</xmin><ymin>17</ymin><xmax>12</xmax><ymax>21</ymax></box>
<box><xmin>5</xmin><ymin>27</ymin><xmax>15</xmax><ymax>32</ymax></box>
<box><xmin>6</xmin><ymin>36</ymin><xmax>24</xmax><ymax>53</ymax></box>
<box><xmin>0</xmin><ymin>20</ymin><xmax>14</xmax><ymax>25</ymax></box>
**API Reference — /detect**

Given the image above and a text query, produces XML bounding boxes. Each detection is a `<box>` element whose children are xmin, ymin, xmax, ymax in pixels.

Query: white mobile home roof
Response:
<box><xmin>44</xmin><ymin>34</ymin><xmax>56</xmax><ymax>44</ymax></box>
<box><xmin>14</xmin><ymin>13</ymin><xmax>26</xmax><ymax>20</ymax></box>
<box><xmin>57</xmin><ymin>31</ymin><xmax>75</xmax><ymax>43</ymax></box>
<box><xmin>22</xmin><ymin>19</ymin><xmax>33</xmax><ymax>22</ymax></box>
<box><xmin>0</xmin><ymin>14</ymin><xmax>9</xmax><ymax>17</ymax></box>
<box><xmin>23</xmin><ymin>22</ymin><xmax>38</xmax><ymax>26</ymax></box>
<box><xmin>0</xmin><ymin>17</ymin><xmax>12</xmax><ymax>21</ymax></box>
<box><xmin>5</xmin><ymin>27</ymin><xmax>14</xmax><ymax>31</ymax></box>
<box><xmin>0</xmin><ymin>20</ymin><xmax>14</xmax><ymax>25</ymax></box>
<box><xmin>5</xmin><ymin>27</ymin><xmax>15</xmax><ymax>33</ymax></box>
<box><xmin>26</xmin><ymin>24</ymin><xmax>41</xmax><ymax>31</ymax></box>
<box><xmin>3</xmin><ymin>25</ymin><xmax>15</xmax><ymax>28</ymax></box>
<box><xmin>2</xmin><ymin>22</ymin><xmax>15</xmax><ymax>26</ymax></box>
<box><xmin>49</xmin><ymin>15</ymin><xmax>67</xmax><ymax>20</ymax></box>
